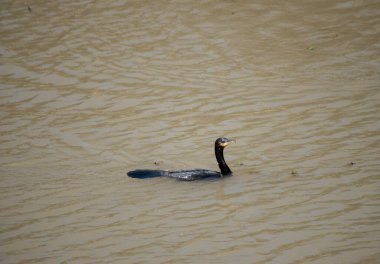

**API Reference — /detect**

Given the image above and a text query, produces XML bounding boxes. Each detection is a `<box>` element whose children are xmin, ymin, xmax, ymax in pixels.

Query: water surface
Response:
<box><xmin>1</xmin><ymin>1</ymin><xmax>380</xmax><ymax>263</ymax></box>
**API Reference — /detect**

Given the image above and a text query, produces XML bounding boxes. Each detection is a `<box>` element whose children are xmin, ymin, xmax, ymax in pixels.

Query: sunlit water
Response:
<box><xmin>1</xmin><ymin>1</ymin><xmax>380</xmax><ymax>263</ymax></box>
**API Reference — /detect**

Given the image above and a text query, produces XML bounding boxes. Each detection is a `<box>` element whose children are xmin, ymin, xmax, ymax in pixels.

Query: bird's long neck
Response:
<box><xmin>215</xmin><ymin>146</ymin><xmax>232</xmax><ymax>175</ymax></box>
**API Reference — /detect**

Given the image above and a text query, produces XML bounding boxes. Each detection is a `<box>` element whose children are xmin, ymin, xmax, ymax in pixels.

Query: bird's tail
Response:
<box><xmin>127</xmin><ymin>170</ymin><xmax>169</xmax><ymax>179</ymax></box>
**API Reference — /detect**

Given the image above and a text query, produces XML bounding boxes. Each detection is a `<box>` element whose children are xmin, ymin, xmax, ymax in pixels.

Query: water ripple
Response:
<box><xmin>1</xmin><ymin>0</ymin><xmax>380</xmax><ymax>263</ymax></box>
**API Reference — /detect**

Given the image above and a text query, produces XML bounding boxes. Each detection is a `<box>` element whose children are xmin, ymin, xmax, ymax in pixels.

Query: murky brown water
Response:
<box><xmin>1</xmin><ymin>0</ymin><xmax>380</xmax><ymax>263</ymax></box>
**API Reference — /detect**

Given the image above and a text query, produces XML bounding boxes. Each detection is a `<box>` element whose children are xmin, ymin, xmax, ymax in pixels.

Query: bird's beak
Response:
<box><xmin>220</xmin><ymin>139</ymin><xmax>235</xmax><ymax>147</ymax></box>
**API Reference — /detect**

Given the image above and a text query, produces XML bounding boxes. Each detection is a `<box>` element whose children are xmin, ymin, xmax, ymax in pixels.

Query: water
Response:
<box><xmin>1</xmin><ymin>1</ymin><xmax>380</xmax><ymax>263</ymax></box>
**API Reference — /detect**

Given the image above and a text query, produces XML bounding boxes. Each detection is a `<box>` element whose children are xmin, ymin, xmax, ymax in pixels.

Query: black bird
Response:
<box><xmin>128</xmin><ymin>137</ymin><xmax>235</xmax><ymax>181</ymax></box>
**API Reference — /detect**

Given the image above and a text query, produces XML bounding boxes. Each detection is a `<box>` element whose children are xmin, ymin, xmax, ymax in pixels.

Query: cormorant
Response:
<box><xmin>127</xmin><ymin>137</ymin><xmax>235</xmax><ymax>181</ymax></box>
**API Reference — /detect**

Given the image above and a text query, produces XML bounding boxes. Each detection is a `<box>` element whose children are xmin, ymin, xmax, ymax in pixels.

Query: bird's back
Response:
<box><xmin>168</xmin><ymin>169</ymin><xmax>222</xmax><ymax>181</ymax></box>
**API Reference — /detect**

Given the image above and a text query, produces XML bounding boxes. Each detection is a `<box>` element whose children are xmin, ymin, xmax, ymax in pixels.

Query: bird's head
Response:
<box><xmin>215</xmin><ymin>137</ymin><xmax>235</xmax><ymax>148</ymax></box>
